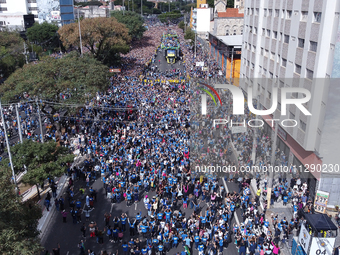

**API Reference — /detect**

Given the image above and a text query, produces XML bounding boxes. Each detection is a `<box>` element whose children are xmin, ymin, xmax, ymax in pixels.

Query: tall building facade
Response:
<box><xmin>239</xmin><ymin>0</ymin><xmax>340</xmax><ymax>204</ymax></box>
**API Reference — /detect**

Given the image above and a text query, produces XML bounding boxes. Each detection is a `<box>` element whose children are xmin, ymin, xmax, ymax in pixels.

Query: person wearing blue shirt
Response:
<box><xmin>198</xmin><ymin>243</ymin><xmax>205</xmax><ymax>254</ymax></box>
<box><xmin>121</xmin><ymin>213</ymin><xmax>127</xmax><ymax>231</ymax></box>
<box><xmin>172</xmin><ymin>235</ymin><xmax>179</xmax><ymax>248</ymax></box>
<box><xmin>194</xmin><ymin>233</ymin><xmax>200</xmax><ymax>249</ymax></box>
<box><xmin>122</xmin><ymin>242</ymin><xmax>129</xmax><ymax>255</ymax></box>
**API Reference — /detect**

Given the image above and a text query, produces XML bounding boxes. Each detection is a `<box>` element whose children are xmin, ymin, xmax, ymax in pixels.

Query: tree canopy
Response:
<box><xmin>111</xmin><ymin>11</ymin><xmax>146</xmax><ymax>41</ymax></box>
<box><xmin>184</xmin><ymin>28</ymin><xmax>195</xmax><ymax>45</ymax></box>
<box><xmin>58</xmin><ymin>17</ymin><xmax>131</xmax><ymax>64</ymax></box>
<box><xmin>0</xmin><ymin>167</ymin><xmax>42</xmax><ymax>255</ymax></box>
<box><xmin>26</xmin><ymin>22</ymin><xmax>60</xmax><ymax>51</ymax></box>
<box><xmin>11</xmin><ymin>140</ymin><xmax>75</xmax><ymax>187</ymax></box>
<box><xmin>0</xmin><ymin>31</ymin><xmax>25</xmax><ymax>78</ymax></box>
<box><xmin>159</xmin><ymin>10</ymin><xmax>183</xmax><ymax>24</ymax></box>
<box><xmin>0</xmin><ymin>53</ymin><xmax>110</xmax><ymax>103</ymax></box>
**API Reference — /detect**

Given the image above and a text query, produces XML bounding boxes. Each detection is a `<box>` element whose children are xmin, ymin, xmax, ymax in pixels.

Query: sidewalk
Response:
<box><xmin>21</xmin><ymin>174</ymin><xmax>69</xmax><ymax>241</ymax></box>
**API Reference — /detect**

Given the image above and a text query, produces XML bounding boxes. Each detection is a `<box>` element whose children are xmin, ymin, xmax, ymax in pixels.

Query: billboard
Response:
<box><xmin>314</xmin><ymin>190</ymin><xmax>330</xmax><ymax>214</ymax></box>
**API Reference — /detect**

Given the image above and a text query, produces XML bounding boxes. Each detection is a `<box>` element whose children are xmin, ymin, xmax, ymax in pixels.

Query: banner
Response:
<box><xmin>314</xmin><ymin>190</ymin><xmax>330</xmax><ymax>214</ymax></box>
<box><xmin>298</xmin><ymin>224</ymin><xmax>311</xmax><ymax>254</ymax></box>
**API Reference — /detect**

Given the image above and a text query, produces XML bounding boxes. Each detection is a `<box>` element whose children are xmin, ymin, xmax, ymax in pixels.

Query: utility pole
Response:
<box><xmin>230</xmin><ymin>48</ymin><xmax>234</xmax><ymax>82</ymax></box>
<box><xmin>36</xmin><ymin>98</ymin><xmax>44</xmax><ymax>143</ymax></box>
<box><xmin>15</xmin><ymin>104</ymin><xmax>23</xmax><ymax>144</ymax></box>
<box><xmin>23</xmin><ymin>42</ymin><xmax>28</xmax><ymax>64</ymax></box>
<box><xmin>251</xmin><ymin>95</ymin><xmax>260</xmax><ymax>164</ymax></box>
<box><xmin>194</xmin><ymin>31</ymin><xmax>197</xmax><ymax>58</ymax></box>
<box><xmin>0</xmin><ymin>99</ymin><xmax>19</xmax><ymax>195</ymax></box>
<box><xmin>267</xmin><ymin>119</ymin><xmax>278</xmax><ymax>209</ymax></box>
<box><xmin>77</xmin><ymin>8</ymin><xmax>83</xmax><ymax>57</ymax></box>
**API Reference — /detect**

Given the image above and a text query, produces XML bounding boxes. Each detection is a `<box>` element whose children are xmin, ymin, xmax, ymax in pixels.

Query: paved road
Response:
<box><xmin>42</xmin><ymin>51</ymin><xmax>244</xmax><ymax>255</ymax></box>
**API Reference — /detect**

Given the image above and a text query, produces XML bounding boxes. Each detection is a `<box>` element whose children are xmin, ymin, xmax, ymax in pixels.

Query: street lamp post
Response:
<box><xmin>0</xmin><ymin>99</ymin><xmax>19</xmax><ymax>196</ymax></box>
<box><xmin>77</xmin><ymin>8</ymin><xmax>83</xmax><ymax>57</ymax></box>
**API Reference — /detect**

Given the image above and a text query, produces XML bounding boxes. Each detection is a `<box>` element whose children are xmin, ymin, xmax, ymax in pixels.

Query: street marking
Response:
<box><xmin>135</xmin><ymin>202</ymin><xmax>137</xmax><ymax>211</ymax></box>
<box><xmin>66</xmin><ymin>252</ymin><xmax>69</xmax><ymax>255</ymax></box>
<box><xmin>110</xmin><ymin>203</ymin><xmax>114</xmax><ymax>213</ymax></box>
<box><xmin>222</xmin><ymin>178</ymin><xmax>240</xmax><ymax>225</ymax></box>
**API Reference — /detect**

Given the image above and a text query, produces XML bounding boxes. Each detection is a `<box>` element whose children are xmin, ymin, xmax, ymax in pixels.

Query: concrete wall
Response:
<box><xmin>213</xmin><ymin>17</ymin><xmax>244</xmax><ymax>36</ymax></box>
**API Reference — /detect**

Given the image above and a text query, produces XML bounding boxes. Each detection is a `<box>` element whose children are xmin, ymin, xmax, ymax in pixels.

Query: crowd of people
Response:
<box><xmin>0</xmin><ymin>18</ymin><xmax>316</xmax><ymax>255</ymax></box>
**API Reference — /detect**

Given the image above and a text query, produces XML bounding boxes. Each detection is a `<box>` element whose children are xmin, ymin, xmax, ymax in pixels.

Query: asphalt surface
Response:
<box><xmin>41</xmin><ymin>49</ymin><xmax>245</xmax><ymax>255</ymax></box>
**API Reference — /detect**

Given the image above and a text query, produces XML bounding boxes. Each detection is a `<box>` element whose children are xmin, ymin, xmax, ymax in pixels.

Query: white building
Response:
<box><xmin>0</xmin><ymin>0</ymin><xmax>38</xmax><ymax>29</ymax></box>
<box><xmin>240</xmin><ymin>0</ymin><xmax>340</xmax><ymax>203</ymax></box>
<box><xmin>192</xmin><ymin>4</ymin><xmax>214</xmax><ymax>37</ymax></box>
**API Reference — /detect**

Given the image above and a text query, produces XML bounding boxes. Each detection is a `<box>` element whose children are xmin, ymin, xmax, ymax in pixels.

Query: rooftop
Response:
<box><xmin>217</xmin><ymin>35</ymin><xmax>243</xmax><ymax>47</ymax></box>
<box><xmin>217</xmin><ymin>8</ymin><xmax>244</xmax><ymax>18</ymax></box>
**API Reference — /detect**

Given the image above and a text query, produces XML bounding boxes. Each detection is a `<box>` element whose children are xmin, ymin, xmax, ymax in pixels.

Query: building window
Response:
<box><xmin>282</xmin><ymin>58</ymin><xmax>287</xmax><ymax>67</ymax></box>
<box><xmin>28</xmin><ymin>7</ymin><xmax>38</xmax><ymax>11</ymax></box>
<box><xmin>233</xmin><ymin>30</ymin><xmax>236</xmax><ymax>35</ymax></box>
<box><xmin>241</xmin><ymin>29</ymin><xmax>243</xmax><ymax>35</ymax></box>
<box><xmin>261</xmin><ymin>47</ymin><xmax>264</xmax><ymax>55</ymax></box>
<box><xmin>264</xmin><ymin>8</ymin><xmax>267</xmax><ymax>17</ymax></box>
<box><xmin>34</xmin><ymin>14</ymin><xmax>38</xmax><ymax>18</ymax></box>
<box><xmin>258</xmin><ymin>84</ymin><xmax>260</xmax><ymax>91</ymax></box>
<box><xmin>226</xmin><ymin>30</ymin><xmax>229</xmax><ymax>35</ymax></box>
<box><xmin>252</xmin><ymin>45</ymin><xmax>256</xmax><ymax>52</ymax></box>
<box><xmin>275</xmin><ymin>9</ymin><xmax>279</xmax><ymax>17</ymax></box>
<box><xmin>268</xmin><ymin>91</ymin><xmax>272</xmax><ymax>99</ymax></box>
<box><xmin>295</xmin><ymin>64</ymin><xmax>301</xmax><ymax>74</ymax></box>
<box><xmin>279</xmin><ymin>80</ymin><xmax>284</xmax><ymax>88</ymax></box>
<box><xmin>289</xmin><ymin>111</ymin><xmax>295</xmax><ymax>119</ymax></box>
<box><xmin>255</xmin><ymin>8</ymin><xmax>259</xmax><ymax>15</ymax></box>
<box><xmin>268</xmin><ymin>9</ymin><xmax>272</xmax><ymax>16</ymax></box>
<box><xmin>284</xmin><ymin>34</ymin><xmax>289</xmax><ymax>43</ymax></box>
<box><xmin>281</xmin><ymin>10</ymin><xmax>285</xmax><ymax>19</ymax></box>
<box><xmin>262</xmin><ymin>28</ymin><xmax>265</xmax><ymax>36</ymax></box>
<box><xmin>0</xmin><ymin>7</ymin><xmax>8</xmax><ymax>11</ymax></box>
<box><xmin>263</xmin><ymin>68</ymin><xmax>267</xmax><ymax>75</ymax></box>
<box><xmin>251</xmin><ymin>63</ymin><xmax>255</xmax><ymax>69</ymax></box>
<box><xmin>249</xmin><ymin>26</ymin><xmax>252</xmax><ymax>33</ymax></box>
<box><xmin>314</xmin><ymin>12</ymin><xmax>321</xmax><ymax>23</ymax></box>
<box><xmin>262</xmin><ymin>86</ymin><xmax>265</xmax><ymax>93</ymax></box>
<box><xmin>269</xmin><ymin>72</ymin><xmax>273</xmax><ymax>79</ymax></box>
<box><xmin>265</xmin><ymin>49</ymin><xmax>269</xmax><ymax>57</ymax></box>
<box><xmin>273</xmin><ymin>31</ymin><xmax>277</xmax><ymax>39</ymax></box>
<box><xmin>0</xmin><ymin>21</ymin><xmax>5</xmax><ymax>25</ymax></box>
<box><xmin>286</xmin><ymin>10</ymin><xmax>292</xmax><ymax>19</ymax></box>
<box><xmin>27</xmin><ymin>0</ymin><xmax>37</xmax><ymax>3</ymax></box>
<box><xmin>0</xmin><ymin>0</ymin><xmax>7</xmax><ymax>3</ymax></box>
<box><xmin>300</xmin><ymin>120</ymin><xmax>306</xmax><ymax>132</ymax></box>
<box><xmin>266</xmin><ymin>29</ymin><xmax>271</xmax><ymax>37</ymax></box>
<box><xmin>298</xmin><ymin>38</ymin><xmax>305</xmax><ymax>48</ymax></box>
<box><xmin>277</xmin><ymin>54</ymin><xmax>280</xmax><ymax>63</ymax></box>
<box><xmin>270</xmin><ymin>52</ymin><xmax>275</xmax><ymax>60</ymax></box>
<box><xmin>310</xmin><ymin>41</ymin><xmax>317</xmax><ymax>52</ymax></box>
<box><xmin>254</xmin><ymin>27</ymin><xmax>257</xmax><ymax>34</ymax></box>
<box><xmin>306</xmin><ymin>69</ymin><xmax>314</xmax><ymax>80</ymax></box>
<box><xmin>301</xmin><ymin>11</ymin><xmax>308</xmax><ymax>21</ymax></box>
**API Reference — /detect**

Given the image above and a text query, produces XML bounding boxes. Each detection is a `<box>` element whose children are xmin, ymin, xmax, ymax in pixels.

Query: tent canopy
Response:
<box><xmin>305</xmin><ymin>213</ymin><xmax>338</xmax><ymax>231</ymax></box>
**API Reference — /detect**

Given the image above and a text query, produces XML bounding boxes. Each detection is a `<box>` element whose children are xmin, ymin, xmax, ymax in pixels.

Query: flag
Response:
<box><xmin>184</xmin><ymin>246</ymin><xmax>191</xmax><ymax>255</ymax></box>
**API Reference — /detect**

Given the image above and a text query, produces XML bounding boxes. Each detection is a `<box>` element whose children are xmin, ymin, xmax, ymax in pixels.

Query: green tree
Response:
<box><xmin>159</xmin><ymin>10</ymin><xmax>183</xmax><ymax>24</ymax></box>
<box><xmin>11</xmin><ymin>140</ymin><xmax>75</xmax><ymax>199</ymax></box>
<box><xmin>58</xmin><ymin>17</ymin><xmax>131</xmax><ymax>64</ymax></box>
<box><xmin>178</xmin><ymin>21</ymin><xmax>185</xmax><ymax>31</ymax></box>
<box><xmin>0</xmin><ymin>167</ymin><xmax>42</xmax><ymax>255</ymax></box>
<box><xmin>0</xmin><ymin>53</ymin><xmax>110</xmax><ymax>103</ymax></box>
<box><xmin>184</xmin><ymin>28</ymin><xmax>195</xmax><ymax>45</ymax></box>
<box><xmin>111</xmin><ymin>11</ymin><xmax>146</xmax><ymax>40</ymax></box>
<box><xmin>26</xmin><ymin>22</ymin><xmax>60</xmax><ymax>51</ymax></box>
<box><xmin>227</xmin><ymin>0</ymin><xmax>234</xmax><ymax>8</ymax></box>
<box><xmin>0</xmin><ymin>30</ymin><xmax>25</xmax><ymax>78</ymax></box>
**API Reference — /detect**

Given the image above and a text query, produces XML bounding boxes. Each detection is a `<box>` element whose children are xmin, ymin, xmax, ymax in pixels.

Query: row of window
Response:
<box><xmin>28</xmin><ymin>7</ymin><xmax>38</xmax><ymax>11</ymax></box>
<box><xmin>247</xmin><ymin>7</ymin><xmax>322</xmax><ymax>23</ymax></box>
<box><xmin>0</xmin><ymin>0</ymin><xmax>6</xmax><ymax>3</ymax></box>
<box><xmin>254</xmin><ymin>83</ymin><xmax>307</xmax><ymax>131</ymax></box>
<box><xmin>247</xmin><ymin>26</ymin><xmax>318</xmax><ymax>52</ymax></box>
<box><xmin>0</xmin><ymin>7</ymin><xmax>7</xmax><ymax>11</ymax></box>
